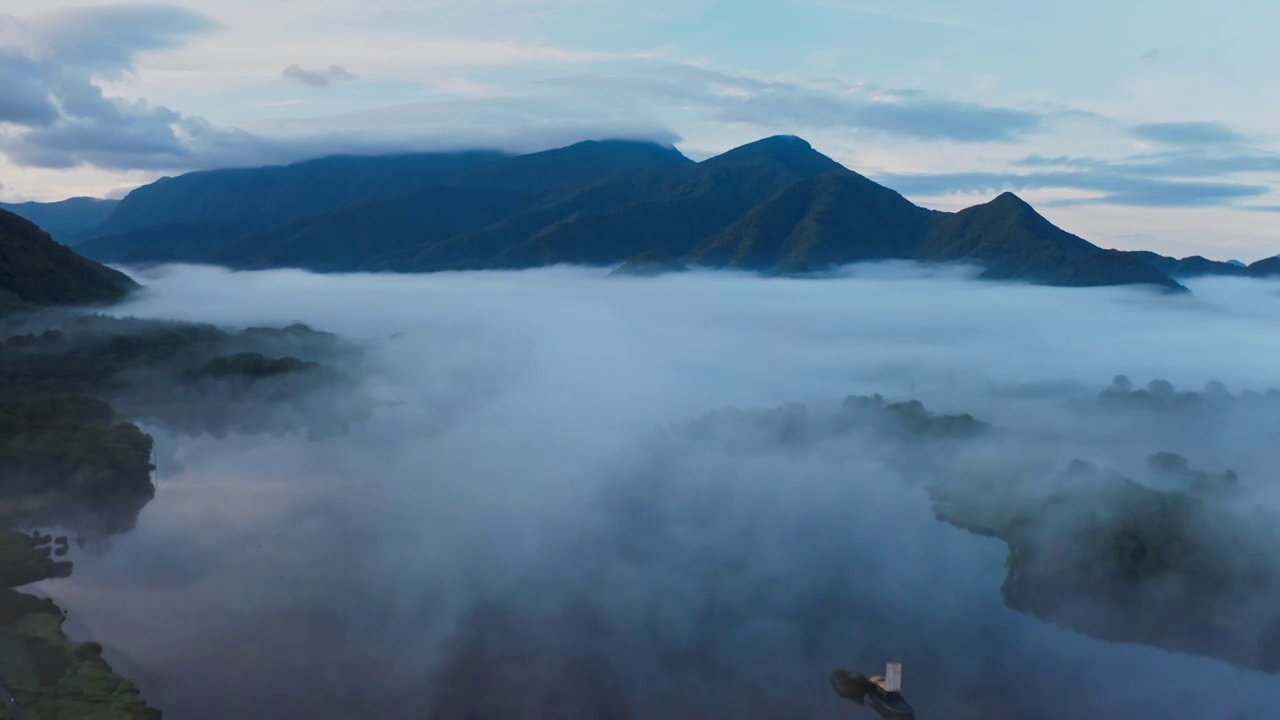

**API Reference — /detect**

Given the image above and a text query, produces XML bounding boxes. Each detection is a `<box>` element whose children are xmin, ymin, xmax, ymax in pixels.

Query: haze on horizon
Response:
<box><xmin>2</xmin><ymin>1</ymin><xmax>1280</xmax><ymax>261</ymax></box>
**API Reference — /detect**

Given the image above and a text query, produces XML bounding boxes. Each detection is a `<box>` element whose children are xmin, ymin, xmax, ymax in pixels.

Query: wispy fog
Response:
<box><xmin>36</xmin><ymin>263</ymin><xmax>1280</xmax><ymax>719</ymax></box>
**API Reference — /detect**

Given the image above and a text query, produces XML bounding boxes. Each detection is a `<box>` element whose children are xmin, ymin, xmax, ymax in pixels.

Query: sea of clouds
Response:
<box><xmin>37</xmin><ymin>263</ymin><xmax>1280</xmax><ymax>719</ymax></box>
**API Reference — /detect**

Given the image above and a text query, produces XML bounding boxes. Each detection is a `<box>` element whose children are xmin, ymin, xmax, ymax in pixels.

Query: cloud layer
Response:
<box><xmin>38</xmin><ymin>263</ymin><xmax>1280</xmax><ymax>720</ymax></box>
<box><xmin>592</xmin><ymin>64</ymin><xmax>1050</xmax><ymax>143</ymax></box>
<box><xmin>281</xmin><ymin>64</ymin><xmax>356</xmax><ymax>88</ymax></box>
<box><xmin>880</xmin><ymin>168</ymin><xmax>1271</xmax><ymax>208</ymax></box>
<box><xmin>880</xmin><ymin>140</ymin><xmax>1280</xmax><ymax>209</ymax></box>
<box><xmin>0</xmin><ymin>6</ymin><xmax>221</xmax><ymax>170</ymax></box>
<box><xmin>0</xmin><ymin>3</ymin><xmax>1054</xmax><ymax>177</ymax></box>
<box><xmin>1131</xmin><ymin>121</ymin><xmax>1250</xmax><ymax>147</ymax></box>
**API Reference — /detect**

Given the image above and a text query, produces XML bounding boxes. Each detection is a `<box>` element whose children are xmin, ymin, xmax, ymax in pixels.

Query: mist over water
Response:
<box><xmin>34</xmin><ymin>263</ymin><xmax>1280</xmax><ymax>719</ymax></box>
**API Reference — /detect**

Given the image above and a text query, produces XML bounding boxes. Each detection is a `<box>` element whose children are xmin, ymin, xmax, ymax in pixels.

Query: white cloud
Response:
<box><xmin>281</xmin><ymin>64</ymin><xmax>356</xmax><ymax>88</ymax></box>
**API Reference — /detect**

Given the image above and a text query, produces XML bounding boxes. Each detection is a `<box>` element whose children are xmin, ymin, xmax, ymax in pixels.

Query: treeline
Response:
<box><xmin>0</xmin><ymin>313</ymin><xmax>348</xmax><ymax>530</ymax></box>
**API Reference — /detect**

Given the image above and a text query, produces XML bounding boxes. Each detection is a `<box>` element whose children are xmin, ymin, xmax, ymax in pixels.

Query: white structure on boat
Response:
<box><xmin>884</xmin><ymin>663</ymin><xmax>902</xmax><ymax>692</ymax></box>
<box><xmin>871</xmin><ymin>662</ymin><xmax>903</xmax><ymax>694</ymax></box>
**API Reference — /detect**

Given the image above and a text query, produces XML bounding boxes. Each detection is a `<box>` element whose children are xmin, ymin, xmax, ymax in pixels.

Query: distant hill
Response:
<box><xmin>66</xmin><ymin>134</ymin><xmax>1277</xmax><ymax>290</ymax></box>
<box><xmin>93</xmin><ymin>151</ymin><xmax>506</xmax><ymax>239</ymax></box>
<box><xmin>0</xmin><ymin>197</ymin><xmax>118</xmax><ymax>244</ymax></box>
<box><xmin>1249</xmin><ymin>256</ymin><xmax>1280</xmax><ymax>276</ymax></box>
<box><xmin>914</xmin><ymin>193</ymin><xmax>1182</xmax><ymax>290</ymax></box>
<box><xmin>77</xmin><ymin>151</ymin><xmax>510</xmax><ymax>263</ymax></box>
<box><xmin>77</xmin><ymin>221</ymin><xmax>239</xmax><ymax>267</ymax></box>
<box><xmin>0</xmin><ymin>210</ymin><xmax>137</xmax><ymax>310</ymax></box>
<box><xmin>1119</xmin><ymin>250</ymin><xmax>1280</xmax><ymax>279</ymax></box>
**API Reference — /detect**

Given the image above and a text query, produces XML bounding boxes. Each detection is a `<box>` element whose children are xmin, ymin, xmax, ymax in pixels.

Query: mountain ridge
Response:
<box><xmin>60</xmin><ymin>136</ymin><xmax>1280</xmax><ymax>290</ymax></box>
<box><xmin>473</xmin><ymin>135</ymin><xmax>854</xmax><ymax>270</ymax></box>
<box><xmin>689</xmin><ymin>170</ymin><xmax>936</xmax><ymax>273</ymax></box>
<box><xmin>0</xmin><ymin>197</ymin><xmax>119</xmax><ymax>244</ymax></box>
<box><xmin>0</xmin><ymin>209</ymin><xmax>138</xmax><ymax>310</ymax></box>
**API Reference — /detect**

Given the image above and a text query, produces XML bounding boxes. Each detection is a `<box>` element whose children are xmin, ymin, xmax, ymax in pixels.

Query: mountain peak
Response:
<box><xmin>987</xmin><ymin>191</ymin><xmax>1033</xmax><ymax>211</ymax></box>
<box><xmin>756</xmin><ymin>135</ymin><xmax>813</xmax><ymax>149</ymax></box>
<box><xmin>975</xmin><ymin>191</ymin><xmax>1059</xmax><ymax>229</ymax></box>
<box><xmin>561</xmin><ymin>138</ymin><xmax>682</xmax><ymax>153</ymax></box>
<box><xmin>703</xmin><ymin>135</ymin><xmax>845</xmax><ymax>177</ymax></box>
<box><xmin>721</xmin><ymin>135</ymin><xmax>816</xmax><ymax>155</ymax></box>
<box><xmin>520</xmin><ymin>138</ymin><xmax>691</xmax><ymax>165</ymax></box>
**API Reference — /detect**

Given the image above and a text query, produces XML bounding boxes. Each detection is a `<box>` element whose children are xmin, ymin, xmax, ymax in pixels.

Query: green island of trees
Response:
<box><xmin>680</xmin><ymin>386</ymin><xmax>1280</xmax><ymax>674</ymax></box>
<box><xmin>930</xmin><ymin>453</ymin><xmax>1280</xmax><ymax>674</ymax></box>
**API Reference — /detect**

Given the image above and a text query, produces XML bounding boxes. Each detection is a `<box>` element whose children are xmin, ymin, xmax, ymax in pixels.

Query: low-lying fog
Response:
<box><xmin>36</xmin><ymin>263</ymin><xmax>1280</xmax><ymax>719</ymax></box>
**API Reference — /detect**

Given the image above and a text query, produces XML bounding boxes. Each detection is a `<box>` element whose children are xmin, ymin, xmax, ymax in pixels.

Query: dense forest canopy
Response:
<box><xmin>0</xmin><ymin>210</ymin><xmax>137</xmax><ymax>310</ymax></box>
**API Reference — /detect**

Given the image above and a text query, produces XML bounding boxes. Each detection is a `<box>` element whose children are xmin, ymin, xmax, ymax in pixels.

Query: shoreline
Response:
<box><xmin>0</xmin><ymin>531</ymin><xmax>162</xmax><ymax>719</ymax></box>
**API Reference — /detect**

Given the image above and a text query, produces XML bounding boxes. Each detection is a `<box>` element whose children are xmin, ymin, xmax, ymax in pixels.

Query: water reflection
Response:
<box><xmin>36</xmin><ymin>421</ymin><xmax>1280</xmax><ymax>720</ymax></box>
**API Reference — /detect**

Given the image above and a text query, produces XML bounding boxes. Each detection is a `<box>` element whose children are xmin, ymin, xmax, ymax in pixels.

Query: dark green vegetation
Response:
<box><xmin>684</xmin><ymin>386</ymin><xmax>1280</xmax><ymax>675</ymax></box>
<box><xmin>925</xmin><ymin>376</ymin><xmax>1280</xmax><ymax>675</ymax></box>
<box><xmin>0</xmin><ymin>198</ymin><xmax>118</xmax><ymax>245</ymax></box>
<box><xmin>0</xmin><ymin>394</ymin><xmax>154</xmax><ymax>534</ymax></box>
<box><xmin>930</xmin><ymin>455</ymin><xmax>1280</xmax><ymax>674</ymax></box>
<box><xmin>0</xmin><ymin>313</ymin><xmax>357</xmax><ymax>718</ymax></box>
<box><xmin>0</xmin><ymin>315</ymin><xmax>360</xmax><ymax>442</ymax></box>
<box><xmin>0</xmin><ymin>531</ymin><xmax>71</xmax><ymax>590</ymax></box>
<box><xmin>0</xmin><ymin>213</ymin><xmax>359</xmax><ymax>717</ymax></box>
<box><xmin>70</xmin><ymin>136</ymin><xmax>1273</xmax><ymax>289</ymax></box>
<box><xmin>192</xmin><ymin>352</ymin><xmax>319</xmax><ymax>380</ymax></box>
<box><xmin>684</xmin><ymin>393</ymin><xmax>989</xmax><ymax>449</ymax></box>
<box><xmin>1</xmin><ymin>530</ymin><xmax>160</xmax><ymax>719</ymax></box>
<box><xmin>0</xmin><ymin>218</ymin><xmax>164</xmax><ymax>716</ymax></box>
<box><xmin>0</xmin><ymin>210</ymin><xmax>138</xmax><ymax>311</ymax></box>
<box><xmin>1068</xmin><ymin>375</ymin><xmax>1280</xmax><ymax>428</ymax></box>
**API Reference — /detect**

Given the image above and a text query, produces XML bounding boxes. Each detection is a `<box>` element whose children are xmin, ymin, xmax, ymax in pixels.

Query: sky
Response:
<box><xmin>1</xmin><ymin>0</ymin><xmax>1280</xmax><ymax>260</ymax></box>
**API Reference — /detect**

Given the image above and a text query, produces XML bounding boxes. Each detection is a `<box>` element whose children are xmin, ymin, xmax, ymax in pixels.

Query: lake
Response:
<box><xmin>35</xmin><ymin>265</ymin><xmax>1280</xmax><ymax>718</ymax></box>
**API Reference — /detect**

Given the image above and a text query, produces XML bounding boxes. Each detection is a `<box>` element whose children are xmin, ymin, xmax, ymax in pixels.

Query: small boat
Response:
<box><xmin>831</xmin><ymin>662</ymin><xmax>915</xmax><ymax>719</ymax></box>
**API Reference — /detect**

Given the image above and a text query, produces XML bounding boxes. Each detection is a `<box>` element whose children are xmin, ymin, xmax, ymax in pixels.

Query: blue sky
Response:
<box><xmin>1</xmin><ymin>0</ymin><xmax>1279</xmax><ymax>260</ymax></box>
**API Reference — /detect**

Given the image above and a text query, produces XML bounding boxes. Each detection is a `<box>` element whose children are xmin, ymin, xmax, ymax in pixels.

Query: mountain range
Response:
<box><xmin>9</xmin><ymin>136</ymin><xmax>1280</xmax><ymax>290</ymax></box>
<box><xmin>0</xmin><ymin>197</ymin><xmax>118</xmax><ymax>244</ymax></box>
